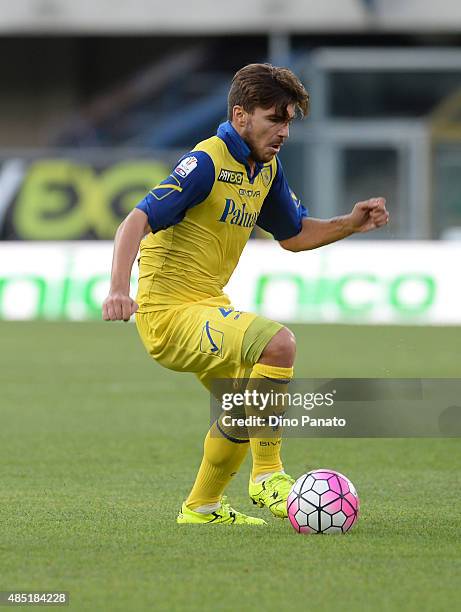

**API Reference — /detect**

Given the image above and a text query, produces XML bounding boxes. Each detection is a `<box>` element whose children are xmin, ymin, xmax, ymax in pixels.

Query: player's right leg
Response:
<box><xmin>178</xmin><ymin>420</ymin><xmax>265</xmax><ymax>525</ymax></box>
<box><xmin>135</xmin><ymin>304</ymin><xmax>267</xmax><ymax>525</ymax></box>
<box><xmin>180</xmin><ymin>310</ymin><xmax>295</xmax><ymax>523</ymax></box>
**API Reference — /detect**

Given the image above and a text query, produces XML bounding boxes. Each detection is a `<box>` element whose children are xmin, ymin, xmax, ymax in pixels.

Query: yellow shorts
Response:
<box><xmin>135</xmin><ymin>296</ymin><xmax>283</xmax><ymax>390</ymax></box>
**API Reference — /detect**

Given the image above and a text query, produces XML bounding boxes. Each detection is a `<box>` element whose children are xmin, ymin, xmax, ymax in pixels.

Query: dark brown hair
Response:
<box><xmin>227</xmin><ymin>63</ymin><xmax>309</xmax><ymax>121</ymax></box>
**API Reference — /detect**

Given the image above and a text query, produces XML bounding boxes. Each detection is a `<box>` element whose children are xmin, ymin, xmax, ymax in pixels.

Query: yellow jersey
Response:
<box><xmin>135</xmin><ymin>121</ymin><xmax>307</xmax><ymax>312</ymax></box>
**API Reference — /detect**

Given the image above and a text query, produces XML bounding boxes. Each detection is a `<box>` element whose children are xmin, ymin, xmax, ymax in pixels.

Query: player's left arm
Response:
<box><xmin>279</xmin><ymin>198</ymin><xmax>389</xmax><ymax>252</ymax></box>
<box><xmin>257</xmin><ymin>158</ymin><xmax>389</xmax><ymax>252</ymax></box>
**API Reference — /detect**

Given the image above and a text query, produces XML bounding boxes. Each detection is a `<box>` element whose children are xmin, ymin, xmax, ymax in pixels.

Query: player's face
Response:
<box><xmin>239</xmin><ymin>104</ymin><xmax>295</xmax><ymax>163</ymax></box>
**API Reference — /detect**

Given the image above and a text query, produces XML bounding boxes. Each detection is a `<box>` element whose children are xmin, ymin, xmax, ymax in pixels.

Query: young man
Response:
<box><xmin>102</xmin><ymin>63</ymin><xmax>389</xmax><ymax>525</ymax></box>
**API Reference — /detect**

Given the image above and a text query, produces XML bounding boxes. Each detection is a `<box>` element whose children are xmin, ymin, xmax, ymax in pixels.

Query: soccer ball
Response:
<box><xmin>287</xmin><ymin>469</ymin><xmax>359</xmax><ymax>534</ymax></box>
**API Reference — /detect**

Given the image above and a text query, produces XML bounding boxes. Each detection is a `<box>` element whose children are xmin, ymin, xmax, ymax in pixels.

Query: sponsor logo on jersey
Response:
<box><xmin>174</xmin><ymin>156</ymin><xmax>198</xmax><ymax>178</ymax></box>
<box><xmin>217</xmin><ymin>168</ymin><xmax>244</xmax><ymax>185</ymax></box>
<box><xmin>239</xmin><ymin>188</ymin><xmax>260</xmax><ymax>198</ymax></box>
<box><xmin>218</xmin><ymin>199</ymin><xmax>258</xmax><ymax>228</ymax></box>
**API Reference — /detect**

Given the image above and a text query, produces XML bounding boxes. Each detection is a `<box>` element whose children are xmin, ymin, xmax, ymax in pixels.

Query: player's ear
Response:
<box><xmin>232</xmin><ymin>105</ymin><xmax>247</xmax><ymax>128</ymax></box>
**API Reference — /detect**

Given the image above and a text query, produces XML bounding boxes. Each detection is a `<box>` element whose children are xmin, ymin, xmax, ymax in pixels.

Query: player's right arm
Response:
<box><xmin>102</xmin><ymin>208</ymin><xmax>150</xmax><ymax>321</ymax></box>
<box><xmin>102</xmin><ymin>151</ymin><xmax>214</xmax><ymax>321</ymax></box>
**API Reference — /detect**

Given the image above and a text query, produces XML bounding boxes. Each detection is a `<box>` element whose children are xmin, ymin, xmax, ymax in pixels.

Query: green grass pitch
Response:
<box><xmin>0</xmin><ymin>321</ymin><xmax>460</xmax><ymax>611</ymax></box>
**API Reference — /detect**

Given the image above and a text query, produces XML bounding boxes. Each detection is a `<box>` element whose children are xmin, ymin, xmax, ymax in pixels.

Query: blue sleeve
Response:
<box><xmin>135</xmin><ymin>151</ymin><xmax>214</xmax><ymax>232</ymax></box>
<box><xmin>257</xmin><ymin>157</ymin><xmax>308</xmax><ymax>240</ymax></box>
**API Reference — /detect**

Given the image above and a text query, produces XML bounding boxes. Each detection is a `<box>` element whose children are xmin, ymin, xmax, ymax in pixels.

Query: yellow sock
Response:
<box><xmin>186</xmin><ymin>421</ymin><xmax>249</xmax><ymax>510</ymax></box>
<box><xmin>247</xmin><ymin>363</ymin><xmax>294</xmax><ymax>481</ymax></box>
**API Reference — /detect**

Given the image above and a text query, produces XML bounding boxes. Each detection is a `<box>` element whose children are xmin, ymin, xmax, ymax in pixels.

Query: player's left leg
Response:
<box><xmin>245</xmin><ymin>324</ymin><xmax>297</xmax><ymax>518</ymax></box>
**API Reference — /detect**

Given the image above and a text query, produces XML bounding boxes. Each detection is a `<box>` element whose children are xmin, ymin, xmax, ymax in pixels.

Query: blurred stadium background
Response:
<box><xmin>1</xmin><ymin>0</ymin><xmax>461</xmax><ymax>324</ymax></box>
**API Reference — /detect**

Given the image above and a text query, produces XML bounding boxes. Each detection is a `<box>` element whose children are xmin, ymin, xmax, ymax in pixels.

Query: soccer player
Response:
<box><xmin>102</xmin><ymin>63</ymin><xmax>389</xmax><ymax>525</ymax></box>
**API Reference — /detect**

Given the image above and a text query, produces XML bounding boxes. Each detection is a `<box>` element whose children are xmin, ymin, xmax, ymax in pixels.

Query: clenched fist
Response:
<box><xmin>348</xmin><ymin>198</ymin><xmax>389</xmax><ymax>233</ymax></box>
<box><xmin>102</xmin><ymin>292</ymin><xmax>139</xmax><ymax>322</ymax></box>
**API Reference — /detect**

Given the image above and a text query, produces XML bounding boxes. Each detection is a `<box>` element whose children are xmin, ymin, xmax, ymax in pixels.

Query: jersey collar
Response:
<box><xmin>217</xmin><ymin>120</ymin><xmax>264</xmax><ymax>182</ymax></box>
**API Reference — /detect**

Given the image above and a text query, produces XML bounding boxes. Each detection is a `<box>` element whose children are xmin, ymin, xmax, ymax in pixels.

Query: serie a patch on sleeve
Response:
<box><xmin>173</xmin><ymin>156</ymin><xmax>198</xmax><ymax>179</ymax></box>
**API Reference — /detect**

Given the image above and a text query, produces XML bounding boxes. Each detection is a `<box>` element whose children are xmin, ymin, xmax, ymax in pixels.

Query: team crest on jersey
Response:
<box><xmin>217</xmin><ymin>168</ymin><xmax>244</xmax><ymax>185</ymax></box>
<box><xmin>260</xmin><ymin>166</ymin><xmax>272</xmax><ymax>187</ymax></box>
<box><xmin>174</xmin><ymin>156</ymin><xmax>198</xmax><ymax>178</ymax></box>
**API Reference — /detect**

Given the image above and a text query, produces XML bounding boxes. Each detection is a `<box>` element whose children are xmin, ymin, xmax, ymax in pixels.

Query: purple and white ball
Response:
<box><xmin>287</xmin><ymin>469</ymin><xmax>360</xmax><ymax>534</ymax></box>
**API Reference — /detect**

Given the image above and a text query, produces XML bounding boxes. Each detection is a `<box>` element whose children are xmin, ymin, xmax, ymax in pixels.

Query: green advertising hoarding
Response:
<box><xmin>0</xmin><ymin>241</ymin><xmax>459</xmax><ymax>324</ymax></box>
